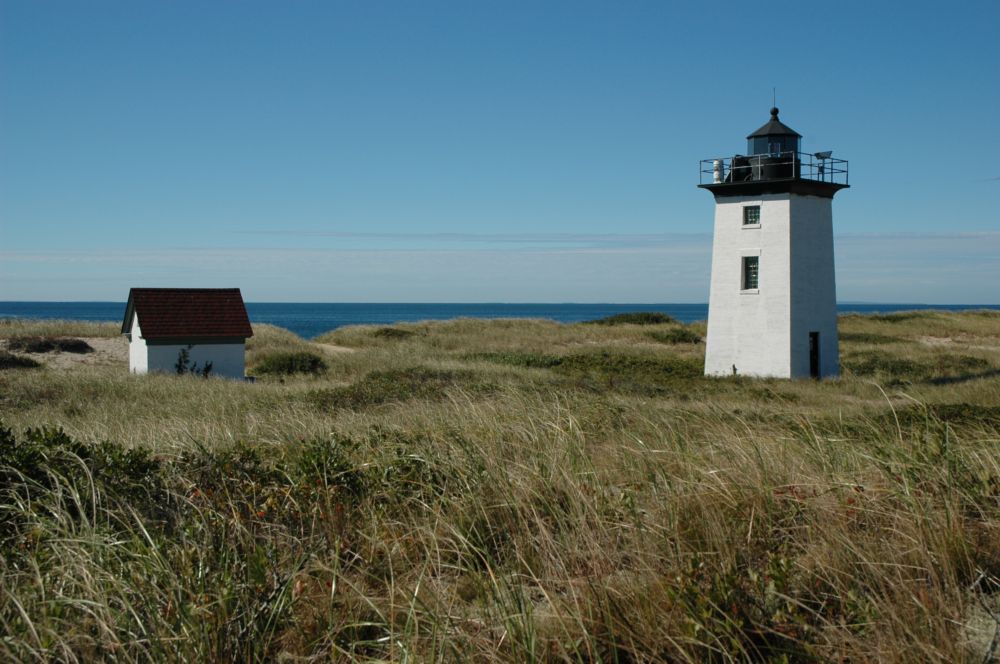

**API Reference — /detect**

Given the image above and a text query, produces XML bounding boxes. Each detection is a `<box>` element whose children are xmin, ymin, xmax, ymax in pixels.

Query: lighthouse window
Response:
<box><xmin>748</xmin><ymin>136</ymin><xmax>799</xmax><ymax>156</ymax></box>
<box><xmin>743</xmin><ymin>206</ymin><xmax>760</xmax><ymax>226</ymax></box>
<box><xmin>742</xmin><ymin>256</ymin><xmax>759</xmax><ymax>290</ymax></box>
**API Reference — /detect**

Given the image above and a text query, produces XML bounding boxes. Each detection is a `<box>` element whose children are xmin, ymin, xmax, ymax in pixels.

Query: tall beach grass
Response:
<box><xmin>0</xmin><ymin>311</ymin><xmax>998</xmax><ymax>661</ymax></box>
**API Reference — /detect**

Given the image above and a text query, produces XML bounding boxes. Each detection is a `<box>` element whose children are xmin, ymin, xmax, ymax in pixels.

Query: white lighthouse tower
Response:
<box><xmin>699</xmin><ymin>108</ymin><xmax>849</xmax><ymax>379</ymax></box>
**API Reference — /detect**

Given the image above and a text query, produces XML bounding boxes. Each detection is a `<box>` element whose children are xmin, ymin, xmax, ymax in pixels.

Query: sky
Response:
<box><xmin>1</xmin><ymin>0</ymin><xmax>998</xmax><ymax>303</ymax></box>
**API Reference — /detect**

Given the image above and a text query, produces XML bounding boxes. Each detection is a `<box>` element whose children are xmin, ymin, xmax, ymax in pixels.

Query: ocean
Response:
<box><xmin>1</xmin><ymin>302</ymin><xmax>997</xmax><ymax>340</ymax></box>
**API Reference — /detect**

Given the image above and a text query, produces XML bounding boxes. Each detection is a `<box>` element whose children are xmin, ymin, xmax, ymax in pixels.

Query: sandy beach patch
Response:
<box><xmin>918</xmin><ymin>335</ymin><xmax>1000</xmax><ymax>352</ymax></box>
<box><xmin>314</xmin><ymin>342</ymin><xmax>357</xmax><ymax>354</ymax></box>
<box><xmin>2</xmin><ymin>336</ymin><xmax>128</xmax><ymax>369</ymax></box>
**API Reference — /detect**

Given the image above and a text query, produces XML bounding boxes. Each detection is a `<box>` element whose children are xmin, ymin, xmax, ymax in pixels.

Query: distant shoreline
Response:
<box><xmin>2</xmin><ymin>301</ymin><xmax>998</xmax><ymax>339</ymax></box>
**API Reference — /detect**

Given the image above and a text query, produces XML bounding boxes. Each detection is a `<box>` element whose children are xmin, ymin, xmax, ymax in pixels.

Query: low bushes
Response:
<box><xmin>865</xmin><ymin>311</ymin><xmax>938</xmax><ymax>323</ymax></box>
<box><xmin>254</xmin><ymin>351</ymin><xmax>328</xmax><ymax>376</ymax></box>
<box><xmin>648</xmin><ymin>327</ymin><xmax>702</xmax><ymax>344</ymax></box>
<box><xmin>372</xmin><ymin>327</ymin><xmax>417</xmax><ymax>340</ymax></box>
<box><xmin>7</xmin><ymin>336</ymin><xmax>94</xmax><ymax>354</ymax></box>
<box><xmin>555</xmin><ymin>351</ymin><xmax>703</xmax><ymax>394</ymax></box>
<box><xmin>886</xmin><ymin>402</ymin><xmax>1000</xmax><ymax>430</ymax></box>
<box><xmin>583</xmin><ymin>311</ymin><xmax>675</xmax><ymax>326</ymax></box>
<box><xmin>843</xmin><ymin>351</ymin><xmax>992</xmax><ymax>384</ymax></box>
<box><xmin>471</xmin><ymin>349</ymin><xmax>703</xmax><ymax>394</ymax></box>
<box><xmin>465</xmin><ymin>351</ymin><xmax>563</xmax><ymax>369</ymax></box>
<box><xmin>0</xmin><ymin>424</ymin><xmax>169</xmax><ymax>546</ymax></box>
<box><xmin>309</xmin><ymin>367</ymin><xmax>491</xmax><ymax>410</ymax></box>
<box><xmin>839</xmin><ymin>332</ymin><xmax>907</xmax><ymax>344</ymax></box>
<box><xmin>0</xmin><ymin>351</ymin><xmax>41</xmax><ymax>370</ymax></box>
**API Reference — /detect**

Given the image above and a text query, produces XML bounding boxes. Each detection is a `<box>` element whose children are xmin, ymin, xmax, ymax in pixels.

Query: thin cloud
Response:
<box><xmin>238</xmin><ymin>229</ymin><xmax>1000</xmax><ymax>243</ymax></box>
<box><xmin>3</xmin><ymin>233</ymin><xmax>997</xmax><ymax>303</ymax></box>
<box><xmin>232</xmin><ymin>230</ymin><xmax>710</xmax><ymax>249</ymax></box>
<box><xmin>837</xmin><ymin>231</ymin><xmax>1000</xmax><ymax>241</ymax></box>
<box><xmin>0</xmin><ymin>244</ymin><xmax>712</xmax><ymax>302</ymax></box>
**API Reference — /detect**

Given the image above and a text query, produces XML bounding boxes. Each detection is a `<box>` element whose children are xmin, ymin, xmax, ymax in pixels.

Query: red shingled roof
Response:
<box><xmin>122</xmin><ymin>288</ymin><xmax>253</xmax><ymax>340</ymax></box>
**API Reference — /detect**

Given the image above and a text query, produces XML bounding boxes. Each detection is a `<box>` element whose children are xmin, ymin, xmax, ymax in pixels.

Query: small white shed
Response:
<box><xmin>121</xmin><ymin>288</ymin><xmax>254</xmax><ymax>379</ymax></box>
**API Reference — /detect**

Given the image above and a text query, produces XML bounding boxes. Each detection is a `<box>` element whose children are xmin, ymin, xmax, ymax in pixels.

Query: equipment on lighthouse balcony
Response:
<box><xmin>698</xmin><ymin>108</ymin><xmax>850</xmax><ymax>379</ymax></box>
<box><xmin>814</xmin><ymin>151</ymin><xmax>833</xmax><ymax>181</ymax></box>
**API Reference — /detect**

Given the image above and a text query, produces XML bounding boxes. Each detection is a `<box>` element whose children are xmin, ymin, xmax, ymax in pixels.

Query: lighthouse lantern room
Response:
<box><xmin>699</xmin><ymin>108</ymin><xmax>849</xmax><ymax>379</ymax></box>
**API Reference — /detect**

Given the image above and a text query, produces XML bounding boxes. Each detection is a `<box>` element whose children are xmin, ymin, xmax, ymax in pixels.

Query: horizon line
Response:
<box><xmin>2</xmin><ymin>300</ymin><xmax>999</xmax><ymax>307</ymax></box>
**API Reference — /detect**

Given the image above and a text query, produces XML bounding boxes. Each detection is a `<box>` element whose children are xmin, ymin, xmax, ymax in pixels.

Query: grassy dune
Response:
<box><xmin>1</xmin><ymin>311</ymin><xmax>999</xmax><ymax>662</ymax></box>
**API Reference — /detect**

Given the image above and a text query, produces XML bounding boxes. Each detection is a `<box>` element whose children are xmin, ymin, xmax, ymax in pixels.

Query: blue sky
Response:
<box><xmin>1</xmin><ymin>0</ymin><xmax>998</xmax><ymax>302</ymax></box>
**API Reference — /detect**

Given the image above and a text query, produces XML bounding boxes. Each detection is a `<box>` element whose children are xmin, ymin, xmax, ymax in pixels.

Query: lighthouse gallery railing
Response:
<box><xmin>699</xmin><ymin>152</ymin><xmax>848</xmax><ymax>186</ymax></box>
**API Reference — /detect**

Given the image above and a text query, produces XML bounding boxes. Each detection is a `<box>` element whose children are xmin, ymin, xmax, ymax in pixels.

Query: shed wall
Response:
<box><xmin>144</xmin><ymin>343</ymin><xmax>246</xmax><ymax>379</ymax></box>
<box><xmin>127</xmin><ymin>312</ymin><xmax>246</xmax><ymax>379</ymax></box>
<box><xmin>128</xmin><ymin>313</ymin><xmax>148</xmax><ymax>373</ymax></box>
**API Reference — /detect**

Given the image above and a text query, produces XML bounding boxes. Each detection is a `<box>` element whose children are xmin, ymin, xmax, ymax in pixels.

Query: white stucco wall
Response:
<box><xmin>128</xmin><ymin>313</ymin><xmax>148</xmax><ymax>373</ymax></box>
<box><xmin>705</xmin><ymin>194</ymin><xmax>791</xmax><ymax>377</ymax></box>
<box><xmin>788</xmin><ymin>196</ymin><xmax>840</xmax><ymax>378</ymax></box>
<box><xmin>127</xmin><ymin>313</ymin><xmax>246</xmax><ymax>379</ymax></box>
<box><xmin>143</xmin><ymin>342</ymin><xmax>246</xmax><ymax>379</ymax></box>
<box><xmin>704</xmin><ymin>193</ymin><xmax>839</xmax><ymax>378</ymax></box>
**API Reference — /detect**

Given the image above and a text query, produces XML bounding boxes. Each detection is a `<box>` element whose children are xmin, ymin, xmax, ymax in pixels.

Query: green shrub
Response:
<box><xmin>292</xmin><ymin>430</ymin><xmax>452</xmax><ymax>509</ymax></box>
<box><xmin>292</xmin><ymin>437</ymin><xmax>369</xmax><ymax>500</ymax></box>
<box><xmin>583</xmin><ymin>311</ymin><xmax>676</xmax><ymax>326</ymax></box>
<box><xmin>554</xmin><ymin>351</ymin><xmax>703</xmax><ymax>395</ymax></box>
<box><xmin>0</xmin><ymin>424</ymin><xmax>168</xmax><ymax>544</ymax></box>
<box><xmin>889</xmin><ymin>402</ymin><xmax>1000</xmax><ymax>430</ymax></box>
<box><xmin>930</xmin><ymin>402</ymin><xmax>1000</xmax><ymax>427</ymax></box>
<box><xmin>467</xmin><ymin>351</ymin><xmax>563</xmax><ymax>369</ymax></box>
<box><xmin>255</xmin><ymin>351</ymin><xmax>328</xmax><ymax>376</ymax></box>
<box><xmin>309</xmin><ymin>367</ymin><xmax>490</xmax><ymax>410</ymax></box>
<box><xmin>470</xmin><ymin>348</ymin><xmax>705</xmax><ymax>384</ymax></box>
<box><xmin>180</xmin><ymin>439</ymin><xmax>285</xmax><ymax>494</ymax></box>
<box><xmin>865</xmin><ymin>311</ymin><xmax>937</xmax><ymax>323</ymax></box>
<box><xmin>842</xmin><ymin>353</ymin><xmax>925</xmax><ymax>382</ymax></box>
<box><xmin>843</xmin><ymin>351</ymin><xmax>992</xmax><ymax>384</ymax></box>
<box><xmin>667</xmin><ymin>544</ymin><xmax>864</xmax><ymax>661</ymax></box>
<box><xmin>648</xmin><ymin>327</ymin><xmax>703</xmax><ymax>344</ymax></box>
<box><xmin>0</xmin><ymin>351</ymin><xmax>41</xmax><ymax>370</ymax></box>
<box><xmin>839</xmin><ymin>332</ymin><xmax>906</xmax><ymax>344</ymax></box>
<box><xmin>7</xmin><ymin>336</ymin><xmax>94</xmax><ymax>354</ymax></box>
<box><xmin>372</xmin><ymin>327</ymin><xmax>417</xmax><ymax>340</ymax></box>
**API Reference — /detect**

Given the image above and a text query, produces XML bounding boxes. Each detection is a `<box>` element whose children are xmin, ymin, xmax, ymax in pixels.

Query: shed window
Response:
<box><xmin>742</xmin><ymin>256</ymin><xmax>759</xmax><ymax>290</ymax></box>
<box><xmin>743</xmin><ymin>206</ymin><xmax>760</xmax><ymax>226</ymax></box>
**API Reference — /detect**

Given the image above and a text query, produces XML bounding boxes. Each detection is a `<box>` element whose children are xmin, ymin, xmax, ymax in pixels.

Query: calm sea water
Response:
<box><xmin>1</xmin><ymin>302</ymin><xmax>997</xmax><ymax>339</ymax></box>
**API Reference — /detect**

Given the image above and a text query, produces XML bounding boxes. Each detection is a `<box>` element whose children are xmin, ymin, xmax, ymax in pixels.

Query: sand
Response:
<box><xmin>2</xmin><ymin>337</ymin><xmax>128</xmax><ymax>370</ymax></box>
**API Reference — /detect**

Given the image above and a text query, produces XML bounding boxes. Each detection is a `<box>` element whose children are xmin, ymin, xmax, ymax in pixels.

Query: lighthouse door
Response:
<box><xmin>809</xmin><ymin>332</ymin><xmax>820</xmax><ymax>378</ymax></box>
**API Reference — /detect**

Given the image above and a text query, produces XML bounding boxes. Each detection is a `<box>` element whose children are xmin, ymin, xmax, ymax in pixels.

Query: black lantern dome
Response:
<box><xmin>698</xmin><ymin>107</ymin><xmax>848</xmax><ymax>199</ymax></box>
<box><xmin>746</xmin><ymin>107</ymin><xmax>801</xmax><ymax>156</ymax></box>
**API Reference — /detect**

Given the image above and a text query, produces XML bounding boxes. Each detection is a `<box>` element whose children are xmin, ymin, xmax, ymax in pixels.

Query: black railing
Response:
<box><xmin>699</xmin><ymin>152</ymin><xmax>848</xmax><ymax>186</ymax></box>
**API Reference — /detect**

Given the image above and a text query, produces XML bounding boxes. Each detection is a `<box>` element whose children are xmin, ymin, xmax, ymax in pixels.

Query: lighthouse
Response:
<box><xmin>699</xmin><ymin>108</ymin><xmax>849</xmax><ymax>378</ymax></box>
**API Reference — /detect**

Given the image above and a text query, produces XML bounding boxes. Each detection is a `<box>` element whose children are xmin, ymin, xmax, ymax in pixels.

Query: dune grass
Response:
<box><xmin>1</xmin><ymin>311</ymin><xmax>999</xmax><ymax>661</ymax></box>
<box><xmin>0</xmin><ymin>318</ymin><xmax>120</xmax><ymax>338</ymax></box>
